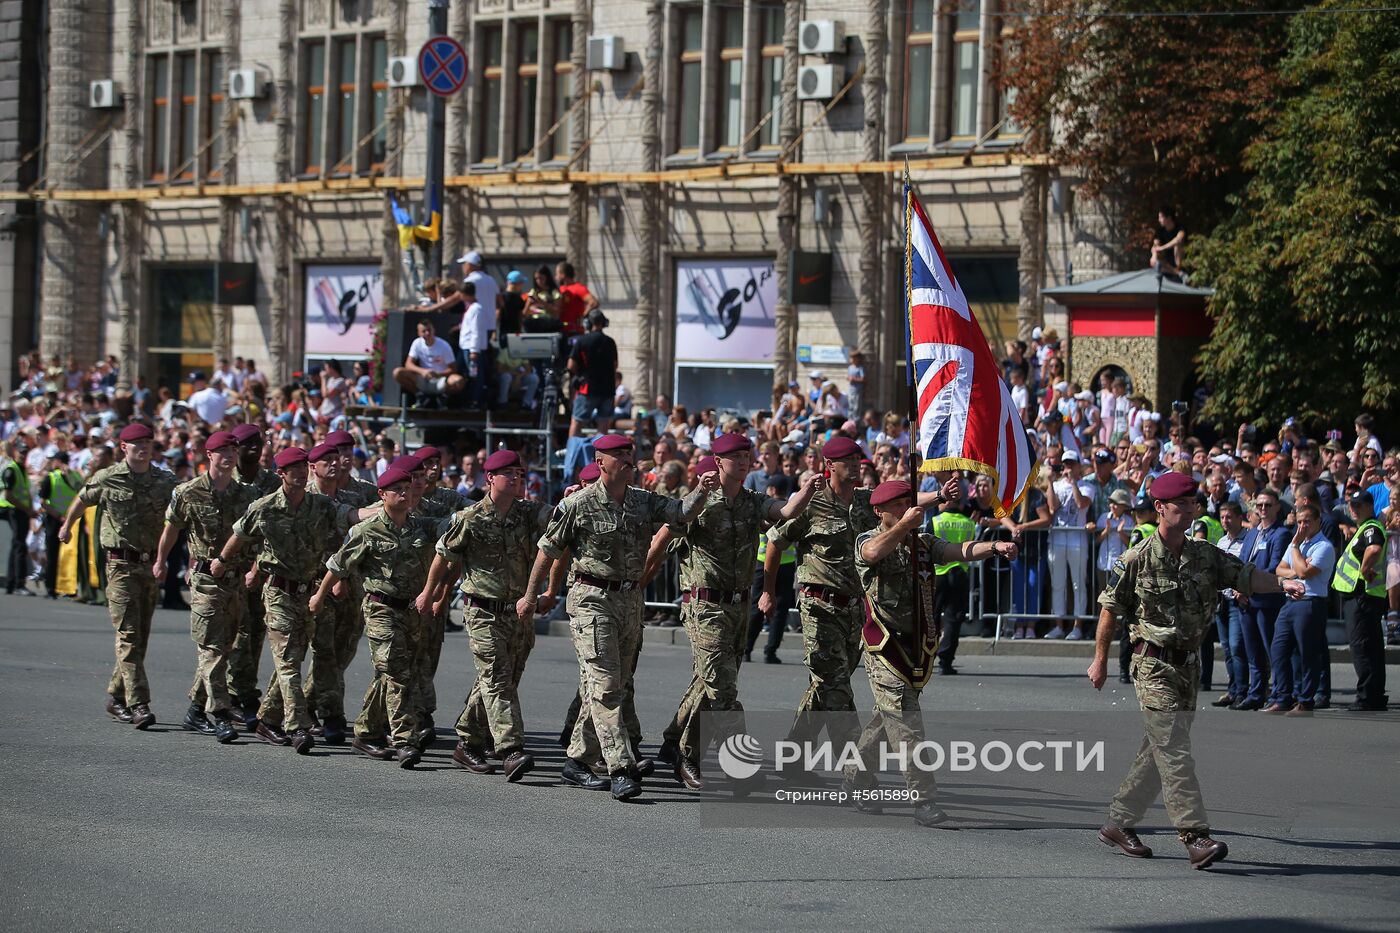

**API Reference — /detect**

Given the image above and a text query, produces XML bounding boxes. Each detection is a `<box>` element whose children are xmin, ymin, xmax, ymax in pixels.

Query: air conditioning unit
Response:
<box><xmin>89</xmin><ymin>79</ymin><xmax>120</xmax><ymax>109</ymax></box>
<box><xmin>227</xmin><ymin>67</ymin><xmax>269</xmax><ymax>100</ymax></box>
<box><xmin>586</xmin><ymin>34</ymin><xmax>625</xmax><ymax>71</ymax></box>
<box><xmin>798</xmin><ymin>20</ymin><xmax>845</xmax><ymax>55</ymax></box>
<box><xmin>387</xmin><ymin>56</ymin><xmax>419</xmax><ymax>87</ymax></box>
<box><xmin>797</xmin><ymin>63</ymin><xmax>843</xmax><ymax>101</ymax></box>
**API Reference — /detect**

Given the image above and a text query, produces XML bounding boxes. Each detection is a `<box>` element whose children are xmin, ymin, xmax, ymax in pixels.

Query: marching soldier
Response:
<box><xmin>154</xmin><ymin>430</ymin><xmax>257</xmax><ymax>744</ymax></box>
<box><xmin>522</xmin><ymin>433</ymin><xmax>712</xmax><ymax>801</ymax></box>
<box><xmin>1089</xmin><ymin>471</ymin><xmax>1305</xmax><ymax>869</ymax></box>
<box><xmin>647</xmin><ymin>434</ymin><xmax>822</xmax><ymax>788</ymax></box>
<box><xmin>59</xmin><ymin>423</ymin><xmax>178</xmax><ymax>729</ymax></box>
<box><xmin>843</xmin><ymin>480</ymin><xmax>1017</xmax><ymax>826</ymax></box>
<box><xmin>400</xmin><ymin>452</ymin><xmax>456</xmax><ymax>747</ymax></box>
<box><xmin>419</xmin><ymin>449</ymin><xmax>553</xmax><ymax>782</ymax></box>
<box><xmin>412</xmin><ymin>445</ymin><xmax>465</xmax><ymax>514</ymax></box>
<box><xmin>209</xmin><ymin>446</ymin><xmax>375</xmax><ymax>754</ymax></box>
<box><xmin>310</xmin><ymin>464</ymin><xmax>446</xmax><ymax>767</ymax></box>
<box><xmin>227</xmin><ymin>423</ymin><xmax>281</xmax><ymax>727</ymax></box>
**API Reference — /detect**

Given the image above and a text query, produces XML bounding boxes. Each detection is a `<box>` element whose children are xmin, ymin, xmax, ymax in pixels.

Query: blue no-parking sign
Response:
<box><xmin>418</xmin><ymin>36</ymin><xmax>468</xmax><ymax>98</ymax></box>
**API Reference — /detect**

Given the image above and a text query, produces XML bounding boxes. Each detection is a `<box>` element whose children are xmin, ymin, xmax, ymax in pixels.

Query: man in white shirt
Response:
<box><xmin>1044</xmin><ymin>450</ymin><xmax>1095</xmax><ymax>640</ymax></box>
<box><xmin>211</xmin><ymin>358</ymin><xmax>241</xmax><ymax>393</ymax></box>
<box><xmin>392</xmin><ymin>318</ymin><xmax>466</xmax><ymax>408</ymax></box>
<box><xmin>457</xmin><ymin>249</ymin><xmax>499</xmax><ymax>337</ymax></box>
<box><xmin>457</xmin><ymin>281</ymin><xmax>489</xmax><ymax>407</ymax></box>
<box><xmin>187</xmin><ymin>372</ymin><xmax>229</xmax><ymax>427</ymax></box>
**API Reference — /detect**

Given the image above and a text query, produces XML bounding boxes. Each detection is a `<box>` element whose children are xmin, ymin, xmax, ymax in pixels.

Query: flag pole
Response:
<box><xmin>903</xmin><ymin>160</ymin><xmax>937</xmax><ymax>675</ymax></box>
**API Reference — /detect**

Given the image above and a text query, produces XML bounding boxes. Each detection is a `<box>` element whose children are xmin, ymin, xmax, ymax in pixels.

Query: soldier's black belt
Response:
<box><xmin>1132</xmin><ymin>641</ymin><xmax>1195</xmax><ymax>666</ymax></box>
<box><xmin>684</xmin><ymin>587</ymin><xmax>747</xmax><ymax>605</ymax></box>
<box><xmin>800</xmin><ymin>584</ymin><xmax>858</xmax><ymax>608</ymax></box>
<box><xmin>106</xmin><ymin>547</ymin><xmax>153</xmax><ymax>564</ymax></box>
<box><xmin>367</xmin><ymin>592</ymin><xmax>412</xmax><ymax>611</ymax></box>
<box><xmin>189</xmin><ymin>558</ymin><xmax>237</xmax><ymax>580</ymax></box>
<box><xmin>464</xmin><ymin>594</ymin><xmax>509</xmax><ymax>612</ymax></box>
<box><xmin>265</xmin><ymin>573</ymin><xmax>313</xmax><ymax>596</ymax></box>
<box><xmin>574</xmin><ymin>573</ymin><xmax>639</xmax><ymax>592</ymax></box>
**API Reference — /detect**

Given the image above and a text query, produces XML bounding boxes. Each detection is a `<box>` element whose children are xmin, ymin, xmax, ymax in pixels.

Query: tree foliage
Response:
<box><xmin>1192</xmin><ymin>5</ymin><xmax>1400</xmax><ymax>434</ymax></box>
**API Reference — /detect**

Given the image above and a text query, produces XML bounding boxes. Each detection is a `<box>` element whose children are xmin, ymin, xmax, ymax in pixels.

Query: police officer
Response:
<box><xmin>845</xmin><ymin>480</ymin><xmax>1017</xmax><ymax>826</ymax></box>
<box><xmin>647</xmin><ymin>434</ymin><xmax>822</xmax><ymax>788</ymax></box>
<box><xmin>1089</xmin><ymin>471</ymin><xmax>1305</xmax><ymax>869</ymax></box>
<box><xmin>154</xmin><ymin>430</ymin><xmax>257</xmax><ymax>744</ymax></box>
<box><xmin>420</xmin><ymin>449</ymin><xmax>553</xmax><ymax>781</ymax></box>
<box><xmin>310</xmin><ymin>464</ymin><xmax>446</xmax><ymax>767</ymax></box>
<box><xmin>227</xmin><ymin>423</ymin><xmax>281</xmax><ymax>727</ymax></box>
<box><xmin>1334</xmin><ymin>490</ymin><xmax>1388</xmax><ymax>710</ymax></box>
<box><xmin>210</xmin><ymin>446</ymin><xmax>374</xmax><ymax>754</ymax></box>
<box><xmin>929</xmin><ymin>489</ymin><xmax>977</xmax><ymax>675</ymax></box>
<box><xmin>523</xmin><ymin>433</ymin><xmax>712</xmax><ymax>801</ymax></box>
<box><xmin>38</xmin><ymin>450</ymin><xmax>82</xmax><ymax>598</ymax></box>
<box><xmin>1</xmin><ymin>438</ymin><xmax>34</xmax><ymax>596</ymax></box>
<box><xmin>59</xmin><ymin>423</ymin><xmax>178</xmax><ymax>729</ymax></box>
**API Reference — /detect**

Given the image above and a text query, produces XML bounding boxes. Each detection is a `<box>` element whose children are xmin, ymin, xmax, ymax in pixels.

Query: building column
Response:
<box><xmin>212</xmin><ymin>0</ymin><xmax>241</xmax><ymax>366</ymax></box>
<box><xmin>382</xmin><ymin>0</ymin><xmax>410</xmax><ymax>307</ymax></box>
<box><xmin>445</xmin><ymin>0</ymin><xmax>471</xmax><ymax>273</ymax></box>
<box><xmin>633</xmin><ymin>0</ymin><xmax>663</xmax><ymax>406</ymax></box>
<box><xmin>1016</xmin><ymin>164</ymin><xmax>1046</xmax><ymax>340</ymax></box>
<box><xmin>268</xmin><ymin>0</ymin><xmax>297</xmax><ymax>383</ymax></box>
<box><xmin>566</xmin><ymin>0</ymin><xmax>589</xmax><ymax>275</ymax></box>
<box><xmin>771</xmin><ymin>0</ymin><xmax>800</xmax><ymax>390</ymax></box>
<box><xmin>1070</xmin><ymin>185</ymin><xmax>1130</xmax><ymax>285</ymax></box>
<box><xmin>857</xmin><ymin>0</ymin><xmax>887</xmax><ymax>410</ymax></box>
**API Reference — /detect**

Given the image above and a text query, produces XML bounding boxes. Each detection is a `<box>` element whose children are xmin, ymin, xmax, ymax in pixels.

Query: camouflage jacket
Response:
<box><xmin>424</xmin><ymin>485</ymin><xmax>465</xmax><ymax>515</ymax></box>
<box><xmin>768</xmin><ymin>486</ymin><xmax>877</xmax><ymax>595</ymax></box>
<box><xmin>1099</xmin><ymin>532</ymin><xmax>1255</xmax><ymax>650</ymax></box>
<box><xmin>671</xmin><ymin>487</ymin><xmax>782</xmax><ymax>591</ymax></box>
<box><xmin>540</xmin><ymin>482</ymin><xmax>686</xmax><ymax>582</ymax></box>
<box><xmin>326</xmin><ymin>509</ymin><xmax>448</xmax><ymax>600</ymax></box>
<box><xmin>78</xmin><ymin>462</ymin><xmax>178</xmax><ymax>552</ymax></box>
<box><xmin>236</xmin><ymin>466</ymin><xmax>281</xmax><ymax>497</ymax></box>
<box><xmin>165</xmin><ymin>473</ymin><xmax>260</xmax><ymax>563</ymax></box>
<box><xmin>232</xmin><ymin>487</ymin><xmax>357</xmax><ymax>582</ymax></box>
<box><xmin>437</xmin><ymin>496</ymin><xmax>553</xmax><ymax>600</ymax></box>
<box><xmin>854</xmin><ymin>530</ymin><xmax>933</xmax><ymax>640</ymax></box>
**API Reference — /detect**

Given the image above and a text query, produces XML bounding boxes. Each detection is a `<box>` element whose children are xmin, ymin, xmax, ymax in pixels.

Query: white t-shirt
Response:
<box><xmin>189</xmin><ymin>386</ymin><xmax>229</xmax><ymax>426</ymax></box>
<box><xmin>410</xmin><ymin>336</ymin><xmax>456</xmax><ymax>373</ymax></box>
<box><xmin>1010</xmin><ymin>384</ymin><xmax>1029</xmax><ymax>422</ymax></box>
<box><xmin>1098</xmin><ymin>513</ymin><xmax>1135</xmax><ymax>569</ymax></box>
<box><xmin>459</xmin><ymin>301</ymin><xmax>488</xmax><ymax>354</ymax></box>
<box><xmin>464</xmin><ymin>271</ymin><xmax>499</xmax><ymax>332</ymax></box>
<box><xmin>1051</xmin><ymin>476</ymin><xmax>1093</xmax><ymax>529</ymax></box>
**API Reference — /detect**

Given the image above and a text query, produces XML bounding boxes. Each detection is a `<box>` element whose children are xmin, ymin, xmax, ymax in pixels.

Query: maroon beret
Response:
<box><xmin>593</xmin><ymin>434</ymin><xmax>633</xmax><ymax>453</ymax></box>
<box><xmin>696</xmin><ymin>456</ymin><xmax>718</xmax><ymax>475</ymax></box>
<box><xmin>1149</xmin><ymin>471</ymin><xmax>1197</xmax><ymax>501</ymax></box>
<box><xmin>822</xmin><ymin>436</ymin><xmax>862</xmax><ymax>460</ymax></box>
<box><xmin>231</xmin><ymin>424</ymin><xmax>263</xmax><ymax>445</ymax></box>
<box><xmin>579</xmin><ymin>463</ymin><xmax>601</xmax><ymax>483</ymax></box>
<box><xmin>484</xmin><ymin>449</ymin><xmax>521</xmax><ymax>472</ymax></box>
<box><xmin>870</xmin><ymin>480</ymin><xmax>913</xmax><ymax>507</ymax></box>
<box><xmin>413</xmin><ymin>445</ymin><xmax>442</xmax><ymax>463</ymax></box>
<box><xmin>325</xmin><ymin>430</ymin><xmax>355</xmax><ymax>447</ymax></box>
<box><xmin>274</xmin><ymin>447</ymin><xmax>308</xmax><ymax>469</ymax></box>
<box><xmin>118</xmin><ymin>423</ymin><xmax>153</xmax><ymax>442</ymax></box>
<box><xmin>711</xmin><ymin>433</ymin><xmax>753</xmax><ymax>456</ymax></box>
<box><xmin>308</xmin><ymin>442</ymin><xmax>338</xmax><ymax>463</ymax></box>
<box><xmin>377</xmin><ymin>467</ymin><xmax>412</xmax><ymax>490</ymax></box>
<box><xmin>390</xmin><ymin>455</ymin><xmax>423</xmax><ymax>473</ymax></box>
<box><xmin>205</xmin><ymin>431</ymin><xmax>238</xmax><ymax>452</ymax></box>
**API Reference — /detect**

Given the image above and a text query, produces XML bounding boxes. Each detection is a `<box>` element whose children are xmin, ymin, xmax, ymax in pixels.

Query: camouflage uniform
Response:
<box><xmin>326</xmin><ymin>510</ymin><xmax>445</xmax><ymax>747</ymax></box>
<box><xmin>409</xmin><ymin>491</ymin><xmax>463</xmax><ymax>722</ymax></box>
<box><xmin>845</xmin><ymin>530</ymin><xmax>939</xmax><ymax>799</ymax></box>
<box><xmin>661</xmin><ymin>487</ymin><xmax>781</xmax><ymax>763</ymax></box>
<box><xmin>768</xmin><ymin>486</ymin><xmax>878</xmax><ymax>746</ymax></box>
<box><xmin>77</xmin><ymin>462</ymin><xmax>178</xmax><ymax>707</ymax></box>
<box><xmin>165</xmin><ymin>474</ymin><xmax>259</xmax><ymax>715</ymax></box>
<box><xmin>539</xmin><ymin>482</ymin><xmax>687</xmax><ymax>775</ymax></box>
<box><xmin>228</xmin><ymin>467</ymin><xmax>280</xmax><ymax>708</ymax></box>
<box><xmin>233</xmin><ymin>488</ymin><xmax>356</xmax><ymax>733</ymax></box>
<box><xmin>1099</xmin><ymin>533</ymin><xmax>1255</xmax><ymax>840</ymax></box>
<box><xmin>437</xmin><ymin>496</ymin><xmax>552</xmax><ymax>757</ymax></box>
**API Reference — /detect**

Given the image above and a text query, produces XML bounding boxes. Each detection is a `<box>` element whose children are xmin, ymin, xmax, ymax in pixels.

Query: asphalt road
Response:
<box><xmin>3</xmin><ymin>597</ymin><xmax>1399</xmax><ymax>932</ymax></box>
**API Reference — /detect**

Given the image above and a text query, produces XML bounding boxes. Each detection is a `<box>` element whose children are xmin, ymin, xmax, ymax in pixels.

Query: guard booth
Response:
<box><xmin>1042</xmin><ymin>269</ymin><xmax>1214</xmax><ymax>410</ymax></box>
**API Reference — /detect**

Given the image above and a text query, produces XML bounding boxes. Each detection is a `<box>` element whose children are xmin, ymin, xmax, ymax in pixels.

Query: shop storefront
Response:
<box><xmin>147</xmin><ymin>266</ymin><xmax>215</xmax><ymax>395</ymax></box>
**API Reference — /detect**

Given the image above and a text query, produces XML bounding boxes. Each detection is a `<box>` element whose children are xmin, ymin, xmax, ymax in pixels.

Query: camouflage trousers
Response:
<box><xmin>187</xmin><ymin>570</ymin><xmax>246</xmax><ymax>714</ymax></box>
<box><xmin>226</xmin><ymin>581</ymin><xmax>267</xmax><ymax>708</ymax></box>
<box><xmin>354</xmin><ymin>600</ymin><xmax>421</xmax><ymax>748</ymax></box>
<box><xmin>661</xmin><ymin>596</ymin><xmax>750</xmax><ymax>763</ymax></box>
<box><xmin>1108</xmin><ymin>653</ymin><xmax>1210</xmax><ymax>840</ymax></box>
<box><xmin>789</xmin><ymin>590</ymin><xmax>864</xmax><ymax>749</ymax></box>
<box><xmin>567</xmin><ymin>585</ymin><xmax>644</xmax><ymax>774</ymax></box>
<box><xmin>105</xmin><ymin>558</ymin><xmax>159</xmax><ymax>706</ymax></box>
<box><xmin>413</xmin><ymin>606</ymin><xmax>447</xmax><ymax>721</ymax></box>
<box><xmin>455</xmin><ymin>601</ymin><xmax>536</xmax><ymax>755</ymax></box>
<box><xmin>305</xmin><ymin>577</ymin><xmax>365</xmax><ymax>722</ymax></box>
<box><xmin>845</xmin><ymin>652</ymin><xmax>939</xmax><ymax>799</ymax></box>
<box><xmin>256</xmin><ymin>585</ymin><xmax>316</xmax><ymax>733</ymax></box>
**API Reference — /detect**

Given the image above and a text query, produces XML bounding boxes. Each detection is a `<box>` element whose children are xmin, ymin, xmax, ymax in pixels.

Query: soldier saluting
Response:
<box><xmin>1089</xmin><ymin>471</ymin><xmax>1305</xmax><ymax>869</ymax></box>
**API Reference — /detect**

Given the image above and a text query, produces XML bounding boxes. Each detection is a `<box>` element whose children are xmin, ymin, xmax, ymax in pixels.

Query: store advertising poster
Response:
<box><xmin>674</xmin><ymin>259</ymin><xmax>776</xmax><ymax>362</ymax></box>
<box><xmin>304</xmin><ymin>264</ymin><xmax>383</xmax><ymax>357</ymax></box>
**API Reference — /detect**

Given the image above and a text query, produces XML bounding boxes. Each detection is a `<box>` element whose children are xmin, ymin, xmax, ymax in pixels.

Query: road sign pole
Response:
<box><xmin>424</xmin><ymin>0</ymin><xmax>449</xmax><ymax>281</ymax></box>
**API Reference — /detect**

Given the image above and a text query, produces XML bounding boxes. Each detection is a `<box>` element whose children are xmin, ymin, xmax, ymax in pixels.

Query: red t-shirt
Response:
<box><xmin>558</xmin><ymin>282</ymin><xmax>592</xmax><ymax>335</ymax></box>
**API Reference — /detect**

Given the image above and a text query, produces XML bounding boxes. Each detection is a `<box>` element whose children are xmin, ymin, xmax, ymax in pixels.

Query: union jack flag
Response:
<box><xmin>905</xmin><ymin>184</ymin><xmax>1037</xmax><ymax>517</ymax></box>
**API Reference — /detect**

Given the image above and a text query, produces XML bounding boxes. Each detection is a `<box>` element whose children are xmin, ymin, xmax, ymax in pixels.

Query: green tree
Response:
<box><xmin>1193</xmin><ymin>5</ymin><xmax>1400</xmax><ymax>433</ymax></box>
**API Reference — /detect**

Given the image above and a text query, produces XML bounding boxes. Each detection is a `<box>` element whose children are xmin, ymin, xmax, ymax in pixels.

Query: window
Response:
<box><xmin>479</xmin><ymin>26</ymin><xmax>503</xmax><ymax>162</ymax></box>
<box><xmin>205</xmin><ymin>52</ymin><xmax>225</xmax><ymax>178</ymax></box>
<box><xmin>369</xmin><ymin>37</ymin><xmax>387</xmax><ymax>169</ymax></box>
<box><xmin>996</xmin><ymin>16</ymin><xmax>1021</xmax><ymax>137</ymax></box>
<box><xmin>676</xmin><ymin>9</ymin><xmax>703</xmax><ymax>152</ymax></box>
<box><xmin>515</xmin><ymin>24</ymin><xmax>539</xmax><ymax>159</ymax></box>
<box><xmin>716</xmin><ymin>10</ymin><xmax>743</xmax><ymax>149</ymax></box>
<box><xmin>551</xmin><ymin>20</ymin><xmax>573</xmax><ymax>160</ymax></box>
<box><xmin>304</xmin><ymin>41</ymin><xmax>326</xmax><ymax>174</ymax></box>
<box><xmin>174</xmin><ymin>53</ymin><xmax>197</xmax><ymax>180</ymax></box>
<box><xmin>904</xmin><ymin>0</ymin><xmax>933</xmax><ymax>140</ymax></box>
<box><xmin>950</xmin><ymin>1</ymin><xmax>981</xmax><ymax>138</ymax></box>
<box><xmin>330</xmin><ymin>39</ymin><xmax>357</xmax><ymax>173</ymax></box>
<box><xmin>149</xmin><ymin>57</ymin><xmax>170</xmax><ymax>180</ymax></box>
<box><xmin>758</xmin><ymin>6</ymin><xmax>783</xmax><ymax>148</ymax></box>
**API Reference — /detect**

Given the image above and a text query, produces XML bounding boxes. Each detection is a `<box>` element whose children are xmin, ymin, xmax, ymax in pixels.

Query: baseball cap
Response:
<box><xmin>1108</xmin><ymin>489</ymin><xmax>1132</xmax><ymax>506</ymax></box>
<box><xmin>455</xmin><ymin>250</ymin><xmax>484</xmax><ymax>265</ymax></box>
<box><xmin>810</xmin><ymin>371</ymin><xmax>825</xmax><ymax>380</ymax></box>
<box><xmin>1349</xmin><ymin>489</ymin><xmax>1374</xmax><ymax>506</ymax></box>
<box><xmin>189</xmin><ymin>371</ymin><xmax>207</xmax><ymax>382</ymax></box>
<box><xmin>1031</xmin><ymin>326</ymin><xmax>1043</xmax><ymax>340</ymax></box>
<box><xmin>1094</xmin><ymin>449</ymin><xmax>1116</xmax><ymax>464</ymax></box>
<box><xmin>506</xmin><ymin>270</ymin><xmax>527</xmax><ymax>285</ymax></box>
<box><xmin>1061</xmin><ymin>450</ymin><xmax>1080</xmax><ymax>463</ymax></box>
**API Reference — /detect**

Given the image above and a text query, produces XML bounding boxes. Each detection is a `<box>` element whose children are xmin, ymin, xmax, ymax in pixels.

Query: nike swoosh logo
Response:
<box><xmin>798</xmin><ymin>274</ymin><xmax>822</xmax><ymax>285</ymax></box>
<box><xmin>223</xmin><ymin>278</ymin><xmax>247</xmax><ymax>291</ymax></box>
